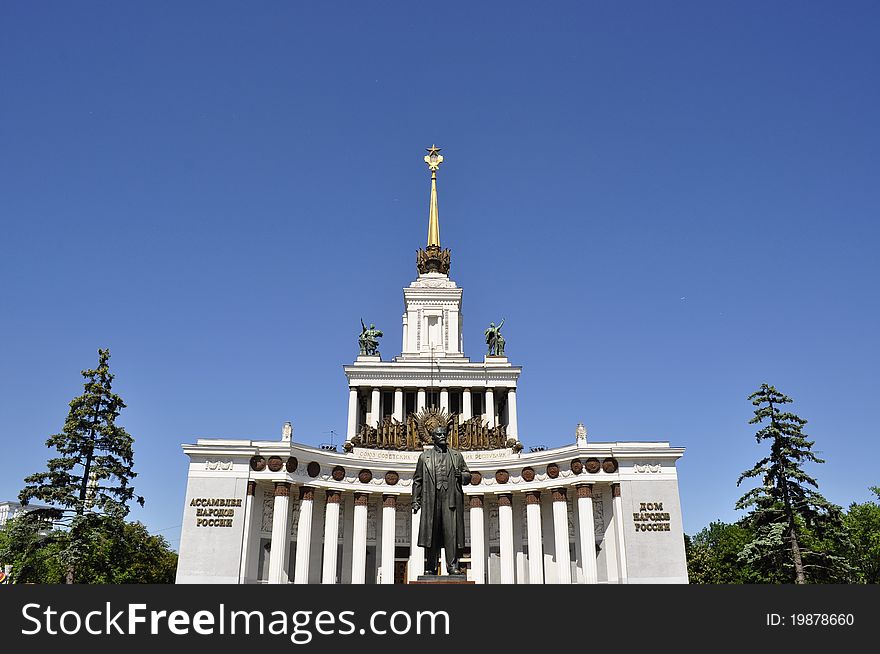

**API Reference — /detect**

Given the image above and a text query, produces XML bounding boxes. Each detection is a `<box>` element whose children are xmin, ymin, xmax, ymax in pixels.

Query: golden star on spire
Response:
<box><xmin>424</xmin><ymin>145</ymin><xmax>443</xmax><ymax>172</ymax></box>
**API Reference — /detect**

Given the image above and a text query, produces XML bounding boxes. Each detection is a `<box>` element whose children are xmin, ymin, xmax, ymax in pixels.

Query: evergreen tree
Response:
<box><xmin>19</xmin><ymin>349</ymin><xmax>144</xmax><ymax>583</ymax></box>
<box><xmin>735</xmin><ymin>383</ymin><xmax>846</xmax><ymax>583</ymax></box>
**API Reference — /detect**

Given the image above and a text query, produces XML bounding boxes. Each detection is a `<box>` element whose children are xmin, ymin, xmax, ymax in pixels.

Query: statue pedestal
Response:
<box><xmin>411</xmin><ymin>575</ymin><xmax>474</xmax><ymax>584</ymax></box>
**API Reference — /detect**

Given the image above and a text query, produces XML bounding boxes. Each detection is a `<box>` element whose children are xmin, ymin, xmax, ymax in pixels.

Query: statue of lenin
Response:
<box><xmin>412</xmin><ymin>424</ymin><xmax>471</xmax><ymax>575</ymax></box>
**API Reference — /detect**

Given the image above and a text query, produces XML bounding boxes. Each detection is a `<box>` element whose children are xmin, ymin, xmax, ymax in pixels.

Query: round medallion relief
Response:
<box><xmin>286</xmin><ymin>457</ymin><xmax>298</xmax><ymax>473</ymax></box>
<box><xmin>570</xmin><ymin>458</ymin><xmax>584</xmax><ymax>475</ymax></box>
<box><xmin>521</xmin><ymin>467</ymin><xmax>535</xmax><ymax>482</ymax></box>
<box><xmin>470</xmin><ymin>471</ymin><xmax>482</xmax><ymax>486</ymax></box>
<box><xmin>249</xmin><ymin>456</ymin><xmax>266</xmax><ymax>471</ymax></box>
<box><xmin>384</xmin><ymin>471</ymin><xmax>399</xmax><ymax>486</ymax></box>
<box><xmin>358</xmin><ymin>469</ymin><xmax>373</xmax><ymax>483</ymax></box>
<box><xmin>546</xmin><ymin>463</ymin><xmax>560</xmax><ymax>479</ymax></box>
<box><xmin>331</xmin><ymin>465</ymin><xmax>346</xmax><ymax>481</ymax></box>
<box><xmin>602</xmin><ymin>458</ymin><xmax>619</xmax><ymax>473</ymax></box>
<box><xmin>585</xmin><ymin>458</ymin><xmax>601</xmax><ymax>474</ymax></box>
<box><xmin>306</xmin><ymin>461</ymin><xmax>321</xmax><ymax>478</ymax></box>
<box><xmin>267</xmin><ymin>456</ymin><xmax>284</xmax><ymax>472</ymax></box>
<box><xmin>495</xmin><ymin>469</ymin><xmax>509</xmax><ymax>484</ymax></box>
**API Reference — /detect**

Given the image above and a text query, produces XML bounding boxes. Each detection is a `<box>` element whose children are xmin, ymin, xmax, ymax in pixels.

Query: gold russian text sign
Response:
<box><xmin>190</xmin><ymin>497</ymin><xmax>242</xmax><ymax>527</ymax></box>
<box><xmin>633</xmin><ymin>501</ymin><xmax>671</xmax><ymax>532</ymax></box>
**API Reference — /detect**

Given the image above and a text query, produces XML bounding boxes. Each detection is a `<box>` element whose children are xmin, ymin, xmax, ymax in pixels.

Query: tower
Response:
<box><xmin>343</xmin><ymin>146</ymin><xmax>522</xmax><ymax>451</ymax></box>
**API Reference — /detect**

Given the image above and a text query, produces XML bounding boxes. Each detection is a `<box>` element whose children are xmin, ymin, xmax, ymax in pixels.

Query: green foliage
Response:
<box><xmin>687</xmin><ymin>490</ymin><xmax>878</xmax><ymax>584</ymax></box>
<box><xmin>686</xmin><ymin>520</ymin><xmax>785</xmax><ymax>583</ymax></box>
<box><xmin>18</xmin><ymin>349</ymin><xmax>145</xmax><ymax>582</ymax></box>
<box><xmin>0</xmin><ymin>515</ymin><xmax>178</xmax><ymax>584</ymax></box>
<box><xmin>735</xmin><ymin>383</ymin><xmax>847</xmax><ymax>583</ymax></box>
<box><xmin>0</xmin><ymin>515</ymin><xmax>66</xmax><ymax>583</ymax></box>
<box><xmin>841</xmin><ymin>487</ymin><xmax>880</xmax><ymax>583</ymax></box>
<box><xmin>71</xmin><ymin>518</ymin><xmax>178</xmax><ymax>584</ymax></box>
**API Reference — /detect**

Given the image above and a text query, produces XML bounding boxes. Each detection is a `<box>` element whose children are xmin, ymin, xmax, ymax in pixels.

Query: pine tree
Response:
<box><xmin>735</xmin><ymin>383</ymin><xmax>845</xmax><ymax>583</ymax></box>
<box><xmin>19</xmin><ymin>349</ymin><xmax>144</xmax><ymax>583</ymax></box>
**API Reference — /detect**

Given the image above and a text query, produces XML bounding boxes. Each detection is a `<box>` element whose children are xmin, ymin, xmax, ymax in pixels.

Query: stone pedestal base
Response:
<box><xmin>411</xmin><ymin>575</ymin><xmax>474</xmax><ymax>584</ymax></box>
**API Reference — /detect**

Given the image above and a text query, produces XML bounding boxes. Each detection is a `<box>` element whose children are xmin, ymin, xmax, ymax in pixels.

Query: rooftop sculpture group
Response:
<box><xmin>485</xmin><ymin>318</ymin><xmax>505</xmax><ymax>356</ymax></box>
<box><xmin>358</xmin><ymin>319</ymin><xmax>383</xmax><ymax>357</ymax></box>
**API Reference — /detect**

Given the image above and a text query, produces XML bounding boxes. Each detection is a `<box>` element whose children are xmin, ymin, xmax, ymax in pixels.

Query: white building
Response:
<box><xmin>175</xmin><ymin>148</ymin><xmax>689</xmax><ymax>584</ymax></box>
<box><xmin>0</xmin><ymin>500</ymin><xmax>51</xmax><ymax>527</ymax></box>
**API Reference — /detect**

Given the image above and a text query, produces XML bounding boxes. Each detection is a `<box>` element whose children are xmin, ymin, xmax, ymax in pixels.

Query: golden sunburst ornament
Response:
<box><xmin>413</xmin><ymin>406</ymin><xmax>455</xmax><ymax>445</ymax></box>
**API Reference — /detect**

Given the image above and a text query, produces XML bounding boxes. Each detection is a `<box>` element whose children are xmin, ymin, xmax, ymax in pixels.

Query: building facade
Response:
<box><xmin>175</xmin><ymin>148</ymin><xmax>688</xmax><ymax>584</ymax></box>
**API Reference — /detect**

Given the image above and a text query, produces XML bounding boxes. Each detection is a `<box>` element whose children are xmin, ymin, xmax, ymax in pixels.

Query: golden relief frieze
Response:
<box><xmin>344</xmin><ymin>407</ymin><xmax>513</xmax><ymax>452</ymax></box>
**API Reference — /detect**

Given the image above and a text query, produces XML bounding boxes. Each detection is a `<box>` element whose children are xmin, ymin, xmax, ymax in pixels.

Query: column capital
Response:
<box><xmin>576</xmin><ymin>484</ymin><xmax>593</xmax><ymax>499</ymax></box>
<box><xmin>551</xmin><ymin>488</ymin><xmax>568</xmax><ymax>502</ymax></box>
<box><xmin>299</xmin><ymin>486</ymin><xmax>315</xmax><ymax>501</ymax></box>
<box><xmin>247</xmin><ymin>480</ymin><xmax>257</xmax><ymax>496</ymax></box>
<box><xmin>326</xmin><ymin>490</ymin><xmax>342</xmax><ymax>504</ymax></box>
<box><xmin>524</xmin><ymin>490</ymin><xmax>541</xmax><ymax>505</ymax></box>
<box><xmin>274</xmin><ymin>482</ymin><xmax>291</xmax><ymax>497</ymax></box>
<box><xmin>469</xmin><ymin>494</ymin><xmax>484</xmax><ymax>509</ymax></box>
<box><xmin>354</xmin><ymin>492</ymin><xmax>370</xmax><ymax>506</ymax></box>
<box><xmin>382</xmin><ymin>495</ymin><xmax>397</xmax><ymax>509</ymax></box>
<box><xmin>612</xmin><ymin>483</ymin><xmax>621</xmax><ymax>498</ymax></box>
<box><xmin>497</xmin><ymin>493</ymin><xmax>512</xmax><ymax>507</ymax></box>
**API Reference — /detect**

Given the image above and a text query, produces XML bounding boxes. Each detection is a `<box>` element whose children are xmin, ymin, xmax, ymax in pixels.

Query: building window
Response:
<box><xmin>450</xmin><ymin>390</ymin><xmax>461</xmax><ymax>415</ymax></box>
<box><xmin>382</xmin><ymin>391</ymin><xmax>393</xmax><ymax>417</ymax></box>
<box><xmin>472</xmin><ymin>391</ymin><xmax>484</xmax><ymax>417</ymax></box>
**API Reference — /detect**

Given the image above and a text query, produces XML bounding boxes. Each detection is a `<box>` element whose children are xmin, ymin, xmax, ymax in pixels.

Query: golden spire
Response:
<box><xmin>424</xmin><ymin>145</ymin><xmax>443</xmax><ymax>247</ymax></box>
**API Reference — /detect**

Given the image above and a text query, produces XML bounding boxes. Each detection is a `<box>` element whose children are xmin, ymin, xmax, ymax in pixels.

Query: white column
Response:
<box><xmin>381</xmin><ymin>495</ymin><xmax>396</xmax><ymax>584</ymax></box>
<box><xmin>576</xmin><ymin>485</ymin><xmax>598</xmax><ymax>584</ymax></box>
<box><xmin>525</xmin><ymin>491</ymin><xmax>544</xmax><ymax>584</ymax></box>
<box><xmin>351</xmin><ymin>493</ymin><xmax>369</xmax><ymax>584</ymax></box>
<box><xmin>268</xmin><ymin>482</ymin><xmax>291</xmax><ymax>584</ymax></box>
<box><xmin>416</xmin><ymin>388</ymin><xmax>426</xmax><ymax>412</ymax></box>
<box><xmin>409</xmin><ymin>503</ymin><xmax>425</xmax><ymax>581</ymax></box>
<box><xmin>401</xmin><ymin>314</ymin><xmax>408</xmax><ymax>353</ymax></box>
<box><xmin>308</xmin><ymin>491</ymin><xmax>324</xmax><ymax>583</ymax></box>
<box><xmin>468</xmin><ymin>495</ymin><xmax>485</xmax><ymax>583</ymax></box>
<box><xmin>347</xmin><ymin>387</ymin><xmax>358</xmax><ymax>441</ymax></box>
<box><xmin>485</xmin><ymin>387</ymin><xmax>496</xmax><ymax>428</ymax></box>
<box><xmin>507</xmin><ymin>388</ymin><xmax>518</xmax><ymax>439</ymax></box>
<box><xmin>498</xmin><ymin>493</ymin><xmax>515</xmax><ymax>583</ymax></box>
<box><xmin>440</xmin><ymin>388</ymin><xmax>449</xmax><ymax>412</ymax></box>
<box><xmin>369</xmin><ymin>387</ymin><xmax>381</xmax><ymax>427</ymax></box>
<box><xmin>239</xmin><ymin>481</ymin><xmax>258</xmax><ymax>583</ymax></box>
<box><xmin>541</xmin><ymin>492</ymin><xmax>557</xmax><ymax>583</ymax></box>
<box><xmin>393</xmin><ymin>388</ymin><xmax>403</xmax><ymax>422</ymax></box>
<box><xmin>552</xmin><ymin>489</ymin><xmax>572</xmax><ymax>584</ymax></box>
<box><xmin>321</xmin><ymin>490</ymin><xmax>341</xmax><ymax>584</ymax></box>
<box><xmin>340</xmin><ymin>493</ymin><xmax>355</xmax><ymax>583</ymax></box>
<box><xmin>293</xmin><ymin>486</ymin><xmax>314</xmax><ymax>584</ymax></box>
<box><xmin>462</xmin><ymin>389</ymin><xmax>472</xmax><ymax>421</ymax></box>
<box><xmin>612</xmin><ymin>483</ymin><xmax>628</xmax><ymax>584</ymax></box>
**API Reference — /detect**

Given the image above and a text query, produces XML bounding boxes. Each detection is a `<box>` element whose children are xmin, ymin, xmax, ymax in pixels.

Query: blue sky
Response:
<box><xmin>2</xmin><ymin>1</ymin><xmax>878</xmax><ymax>551</ymax></box>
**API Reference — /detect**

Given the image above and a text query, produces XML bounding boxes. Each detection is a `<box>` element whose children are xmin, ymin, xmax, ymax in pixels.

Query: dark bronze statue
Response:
<box><xmin>358</xmin><ymin>318</ymin><xmax>383</xmax><ymax>356</ymax></box>
<box><xmin>412</xmin><ymin>425</ymin><xmax>470</xmax><ymax>575</ymax></box>
<box><xmin>485</xmin><ymin>318</ymin><xmax>505</xmax><ymax>356</ymax></box>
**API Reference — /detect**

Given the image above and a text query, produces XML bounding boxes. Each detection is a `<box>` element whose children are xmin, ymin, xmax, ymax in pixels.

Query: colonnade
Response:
<box><xmin>346</xmin><ymin>386</ymin><xmax>518</xmax><ymax>440</ymax></box>
<box><xmin>242</xmin><ymin>480</ymin><xmax>628</xmax><ymax>584</ymax></box>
